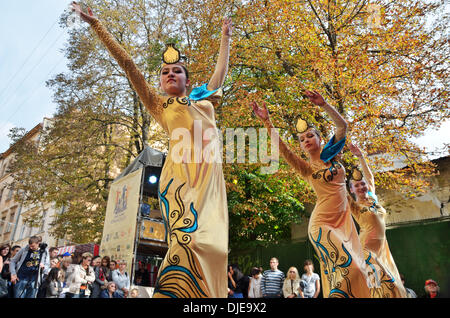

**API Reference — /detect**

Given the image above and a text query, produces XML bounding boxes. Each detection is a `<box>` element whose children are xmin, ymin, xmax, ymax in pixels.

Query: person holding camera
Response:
<box><xmin>299</xmin><ymin>259</ymin><xmax>320</xmax><ymax>298</ymax></box>
<box><xmin>9</xmin><ymin>236</ymin><xmax>50</xmax><ymax>298</ymax></box>
<box><xmin>66</xmin><ymin>252</ymin><xmax>95</xmax><ymax>298</ymax></box>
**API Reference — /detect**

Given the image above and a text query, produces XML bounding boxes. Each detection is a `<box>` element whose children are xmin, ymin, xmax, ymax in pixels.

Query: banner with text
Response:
<box><xmin>100</xmin><ymin>168</ymin><xmax>142</xmax><ymax>274</ymax></box>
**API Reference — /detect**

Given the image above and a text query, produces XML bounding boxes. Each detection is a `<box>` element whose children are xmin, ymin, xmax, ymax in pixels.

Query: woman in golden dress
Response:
<box><xmin>72</xmin><ymin>2</ymin><xmax>231</xmax><ymax>298</ymax></box>
<box><xmin>347</xmin><ymin>143</ymin><xmax>407</xmax><ymax>298</ymax></box>
<box><xmin>251</xmin><ymin>92</ymin><xmax>371</xmax><ymax>298</ymax></box>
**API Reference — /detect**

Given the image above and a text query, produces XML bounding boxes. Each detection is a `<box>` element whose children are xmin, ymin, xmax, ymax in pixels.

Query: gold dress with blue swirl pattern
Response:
<box><xmin>350</xmin><ymin>198</ymin><xmax>407</xmax><ymax>298</ymax></box>
<box><xmin>88</xmin><ymin>19</ymin><xmax>228</xmax><ymax>298</ymax></box>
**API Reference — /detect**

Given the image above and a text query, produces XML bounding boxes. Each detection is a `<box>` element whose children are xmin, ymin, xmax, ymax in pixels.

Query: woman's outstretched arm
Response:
<box><xmin>251</xmin><ymin>101</ymin><xmax>311</xmax><ymax>177</ymax></box>
<box><xmin>304</xmin><ymin>90</ymin><xmax>348</xmax><ymax>142</ymax></box>
<box><xmin>207</xmin><ymin>17</ymin><xmax>232</xmax><ymax>91</ymax></box>
<box><xmin>71</xmin><ymin>2</ymin><xmax>164</xmax><ymax>122</ymax></box>
<box><xmin>348</xmin><ymin>143</ymin><xmax>376</xmax><ymax>193</ymax></box>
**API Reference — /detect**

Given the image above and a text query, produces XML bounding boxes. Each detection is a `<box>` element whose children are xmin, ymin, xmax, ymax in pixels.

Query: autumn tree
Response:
<box><xmin>8</xmin><ymin>0</ymin><xmax>186</xmax><ymax>243</ymax></box>
<box><xmin>175</xmin><ymin>0</ymin><xmax>449</xmax><ymax>244</ymax></box>
<box><xmin>8</xmin><ymin>0</ymin><xmax>449</xmax><ymax>245</ymax></box>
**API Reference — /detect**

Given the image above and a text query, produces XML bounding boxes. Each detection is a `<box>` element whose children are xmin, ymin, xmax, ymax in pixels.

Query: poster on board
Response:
<box><xmin>100</xmin><ymin>168</ymin><xmax>142</xmax><ymax>275</ymax></box>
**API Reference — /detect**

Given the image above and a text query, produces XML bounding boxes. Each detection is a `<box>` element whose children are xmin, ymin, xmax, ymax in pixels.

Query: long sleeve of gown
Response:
<box><xmin>207</xmin><ymin>35</ymin><xmax>231</xmax><ymax>91</ymax></box>
<box><xmin>89</xmin><ymin>19</ymin><xmax>164</xmax><ymax>125</ymax></box>
<box><xmin>263</xmin><ymin>120</ymin><xmax>312</xmax><ymax>178</ymax></box>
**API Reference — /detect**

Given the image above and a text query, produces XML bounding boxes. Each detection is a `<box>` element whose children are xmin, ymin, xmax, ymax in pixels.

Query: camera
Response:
<box><xmin>299</xmin><ymin>280</ymin><xmax>307</xmax><ymax>291</ymax></box>
<box><xmin>39</xmin><ymin>243</ymin><xmax>48</xmax><ymax>252</ymax></box>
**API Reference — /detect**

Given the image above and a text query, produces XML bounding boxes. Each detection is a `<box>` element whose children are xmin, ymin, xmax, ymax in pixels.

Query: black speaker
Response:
<box><xmin>142</xmin><ymin>157</ymin><xmax>165</xmax><ymax>198</ymax></box>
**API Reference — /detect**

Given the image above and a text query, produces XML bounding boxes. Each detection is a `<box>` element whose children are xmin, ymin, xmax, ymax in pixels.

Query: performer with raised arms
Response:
<box><xmin>72</xmin><ymin>2</ymin><xmax>232</xmax><ymax>298</ymax></box>
<box><xmin>251</xmin><ymin>91</ymin><xmax>371</xmax><ymax>298</ymax></box>
<box><xmin>347</xmin><ymin>143</ymin><xmax>406</xmax><ymax>298</ymax></box>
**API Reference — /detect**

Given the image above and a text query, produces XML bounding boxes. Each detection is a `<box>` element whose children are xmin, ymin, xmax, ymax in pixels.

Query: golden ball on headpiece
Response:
<box><xmin>352</xmin><ymin>169</ymin><xmax>363</xmax><ymax>181</ymax></box>
<box><xmin>296</xmin><ymin>117</ymin><xmax>308</xmax><ymax>133</ymax></box>
<box><xmin>162</xmin><ymin>44</ymin><xmax>181</xmax><ymax>64</ymax></box>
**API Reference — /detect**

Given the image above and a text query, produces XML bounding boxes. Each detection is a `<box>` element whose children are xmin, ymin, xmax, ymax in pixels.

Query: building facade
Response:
<box><xmin>0</xmin><ymin>119</ymin><xmax>64</xmax><ymax>248</ymax></box>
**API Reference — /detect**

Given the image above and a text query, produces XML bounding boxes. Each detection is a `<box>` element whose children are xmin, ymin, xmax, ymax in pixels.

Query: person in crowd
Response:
<box><xmin>134</xmin><ymin>261</ymin><xmax>149</xmax><ymax>286</ymax></box>
<box><xmin>59</xmin><ymin>254</ymin><xmax>74</xmax><ymax>298</ymax></box>
<box><xmin>100</xmin><ymin>281</ymin><xmax>122</xmax><ymax>298</ymax></box>
<box><xmin>130</xmin><ymin>288</ymin><xmax>139</xmax><ymax>298</ymax></box>
<box><xmin>299</xmin><ymin>259</ymin><xmax>320</xmax><ymax>298</ymax></box>
<box><xmin>10</xmin><ymin>246</ymin><xmax>21</xmax><ymax>259</ymax></box>
<box><xmin>2</xmin><ymin>245</ymin><xmax>20</xmax><ymax>298</ymax></box>
<box><xmin>48</xmin><ymin>247</ymin><xmax>59</xmax><ymax>260</ymax></box>
<box><xmin>422</xmin><ymin>279</ymin><xmax>441</xmax><ymax>298</ymax></box>
<box><xmin>43</xmin><ymin>267</ymin><xmax>63</xmax><ymax>298</ymax></box>
<box><xmin>10</xmin><ymin>236</ymin><xmax>50</xmax><ymax>298</ymax></box>
<box><xmin>400</xmin><ymin>274</ymin><xmax>417</xmax><ymax>298</ymax></box>
<box><xmin>100</xmin><ymin>256</ymin><xmax>111</xmax><ymax>282</ymax></box>
<box><xmin>248</xmin><ymin>267</ymin><xmax>262</xmax><ymax>298</ymax></box>
<box><xmin>66</xmin><ymin>252</ymin><xmax>95</xmax><ymax>298</ymax></box>
<box><xmin>50</xmin><ymin>257</ymin><xmax>60</xmax><ymax>268</ymax></box>
<box><xmin>108</xmin><ymin>260</ymin><xmax>117</xmax><ymax>281</ymax></box>
<box><xmin>227</xmin><ymin>264</ymin><xmax>249</xmax><ymax>298</ymax></box>
<box><xmin>91</xmin><ymin>255</ymin><xmax>109</xmax><ymax>298</ymax></box>
<box><xmin>260</xmin><ymin>257</ymin><xmax>285</xmax><ymax>298</ymax></box>
<box><xmin>112</xmin><ymin>260</ymin><xmax>130</xmax><ymax>298</ymax></box>
<box><xmin>0</xmin><ymin>244</ymin><xmax>11</xmax><ymax>298</ymax></box>
<box><xmin>283</xmin><ymin>266</ymin><xmax>301</xmax><ymax>298</ymax></box>
<box><xmin>91</xmin><ymin>256</ymin><xmax>101</xmax><ymax>268</ymax></box>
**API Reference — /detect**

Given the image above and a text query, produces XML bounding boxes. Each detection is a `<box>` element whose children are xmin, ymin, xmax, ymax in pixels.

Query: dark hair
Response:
<box><xmin>304</xmin><ymin>259</ymin><xmax>313</xmax><ymax>266</ymax></box>
<box><xmin>46</xmin><ymin>267</ymin><xmax>61</xmax><ymax>282</ymax></box>
<box><xmin>102</xmin><ymin>256</ymin><xmax>110</xmax><ymax>267</ymax></box>
<box><xmin>250</xmin><ymin>267</ymin><xmax>261</xmax><ymax>276</ymax></box>
<box><xmin>11</xmin><ymin>245</ymin><xmax>21</xmax><ymax>251</ymax></box>
<box><xmin>230</xmin><ymin>264</ymin><xmax>244</xmax><ymax>282</ymax></box>
<box><xmin>49</xmin><ymin>247</ymin><xmax>58</xmax><ymax>253</ymax></box>
<box><xmin>160</xmin><ymin>64</ymin><xmax>189</xmax><ymax>80</ymax></box>
<box><xmin>0</xmin><ymin>244</ymin><xmax>11</xmax><ymax>260</ymax></box>
<box><xmin>28</xmin><ymin>236</ymin><xmax>40</xmax><ymax>245</ymax></box>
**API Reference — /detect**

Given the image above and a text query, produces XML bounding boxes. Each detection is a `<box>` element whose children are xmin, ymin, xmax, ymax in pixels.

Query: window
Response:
<box><xmin>40</xmin><ymin>210</ymin><xmax>47</xmax><ymax>232</ymax></box>
<box><xmin>6</xmin><ymin>188</ymin><xmax>14</xmax><ymax>201</ymax></box>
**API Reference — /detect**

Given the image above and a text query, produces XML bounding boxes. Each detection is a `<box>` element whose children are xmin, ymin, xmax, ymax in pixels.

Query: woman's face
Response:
<box><xmin>304</xmin><ymin>264</ymin><xmax>313</xmax><ymax>273</ymax></box>
<box><xmin>102</xmin><ymin>259</ymin><xmax>109</xmax><ymax>267</ymax></box>
<box><xmin>108</xmin><ymin>283</ymin><xmax>116</xmax><ymax>292</ymax></box>
<box><xmin>160</xmin><ymin>64</ymin><xmax>190</xmax><ymax>96</ymax></box>
<box><xmin>298</xmin><ymin>128</ymin><xmax>321</xmax><ymax>154</ymax></box>
<box><xmin>288</xmin><ymin>268</ymin><xmax>297</xmax><ymax>279</ymax></box>
<box><xmin>110</xmin><ymin>262</ymin><xmax>116</xmax><ymax>269</ymax></box>
<box><xmin>350</xmin><ymin>179</ymin><xmax>369</xmax><ymax>198</ymax></box>
<box><xmin>51</xmin><ymin>258</ymin><xmax>59</xmax><ymax>268</ymax></box>
<box><xmin>1</xmin><ymin>247</ymin><xmax>9</xmax><ymax>256</ymax></box>
<box><xmin>83</xmin><ymin>257</ymin><xmax>92</xmax><ymax>266</ymax></box>
<box><xmin>92</xmin><ymin>258</ymin><xmax>101</xmax><ymax>267</ymax></box>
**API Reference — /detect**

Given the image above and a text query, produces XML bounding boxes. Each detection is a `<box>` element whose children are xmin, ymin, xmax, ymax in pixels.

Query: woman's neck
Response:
<box><xmin>309</xmin><ymin>150</ymin><xmax>321</xmax><ymax>162</ymax></box>
<box><xmin>356</xmin><ymin>193</ymin><xmax>370</xmax><ymax>203</ymax></box>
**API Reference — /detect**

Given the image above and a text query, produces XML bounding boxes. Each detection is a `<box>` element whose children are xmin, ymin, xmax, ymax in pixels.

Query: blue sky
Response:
<box><xmin>0</xmin><ymin>1</ymin><xmax>448</xmax><ymax>158</ymax></box>
<box><xmin>0</xmin><ymin>0</ymin><xmax>70</xmax><ymax>153</ymax></box>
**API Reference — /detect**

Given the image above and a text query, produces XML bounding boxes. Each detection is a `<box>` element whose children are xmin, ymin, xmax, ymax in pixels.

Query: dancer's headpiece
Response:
<box><xmin>295</xmin><ymin>116</ymin><xmax>319</xmax><ymax>136</ymax></box>
<box><xmin>162</xmin><ymin>43</ymin><xmax>186</xmax><ymax>66</ymax></box>
<box><xmin>350</xmin><ymin>168</ymin><xmax>363</xmax><ymax>181</ymax></box>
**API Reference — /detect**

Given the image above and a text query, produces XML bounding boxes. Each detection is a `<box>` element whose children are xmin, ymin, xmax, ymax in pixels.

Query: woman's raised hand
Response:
<box><xmin>222</xmin><ymin>17</ymin><xmax>232</xmax><ymax>37</ymax></box>
<box><xmin>250</xmin><ymin>101</ymin><xmax>270</xmax><ymax>122</ymax></box>
<box><xmin>304</xmin><ymin>90</ymin><xmax>326</xmax><ymax>107</ymax></box>
<box><xmin>348</xmin><ymin>143</ymin><xmax>363</xmax><ymax>158</ymax></box>
<box><xmin>71</xmin><ymin>1</ymin><xmax>97</xmax><ymax>24</ymax></box>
